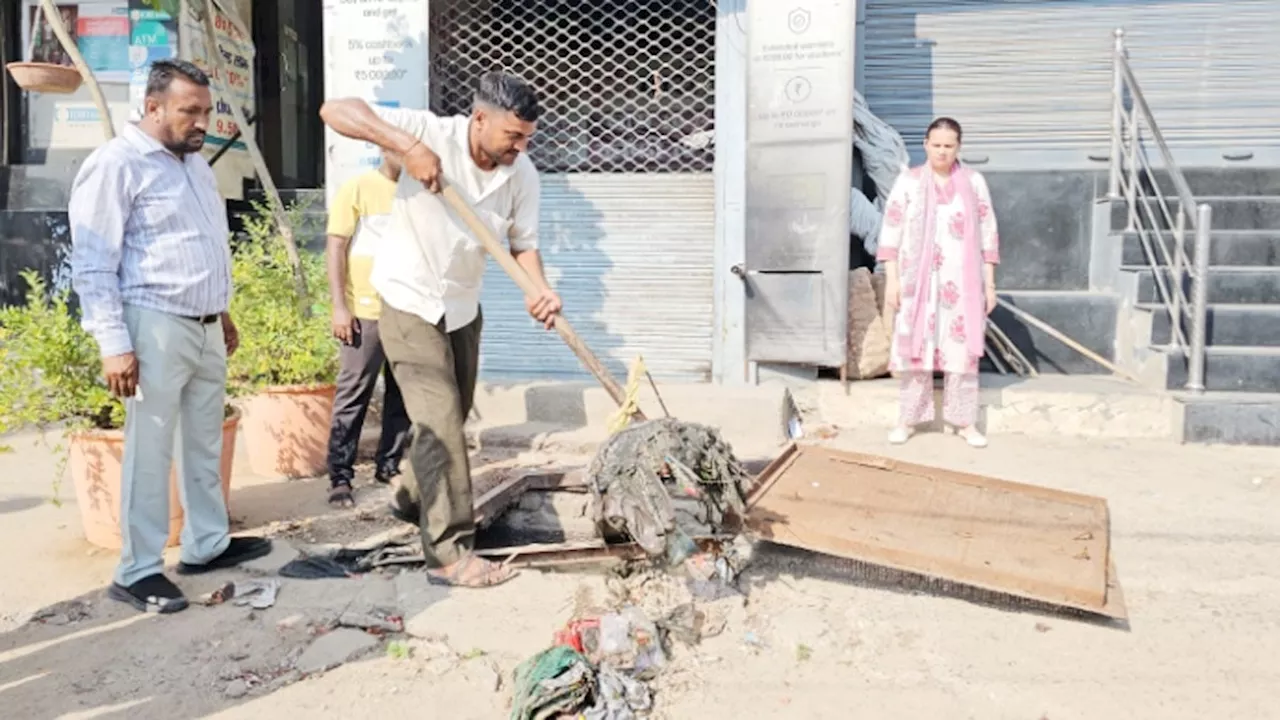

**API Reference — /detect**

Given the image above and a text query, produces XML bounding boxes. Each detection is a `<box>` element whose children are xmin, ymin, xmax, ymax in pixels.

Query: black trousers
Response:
<box><xmin>326</xmin><ymin>317</ymin><xmax>411</xmax><ymax>486</ymax></box>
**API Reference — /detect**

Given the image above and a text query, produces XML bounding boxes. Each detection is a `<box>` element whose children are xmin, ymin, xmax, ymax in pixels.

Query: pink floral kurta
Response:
<box><xmin>876</xmin><ymin>165</ymin><xmax>1000</xmax><ymax>374</ymax></box>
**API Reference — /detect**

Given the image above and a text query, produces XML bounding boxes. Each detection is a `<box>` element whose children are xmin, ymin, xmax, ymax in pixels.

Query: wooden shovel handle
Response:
<box><xmin>439</xmin><ymin>184</ymin><xmax>640</xmax><ymax>416</ymax></box>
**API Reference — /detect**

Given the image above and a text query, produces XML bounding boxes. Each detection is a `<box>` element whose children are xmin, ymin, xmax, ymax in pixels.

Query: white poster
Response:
<box><xmin>180</xmin><ymin>0</ymin><xmax>256</xmax><ymax>199</ymax></box>
<box><xmin>322</xmin><ymin>0</ymin><xmax>430</xmax><ymax>208</ymax></box>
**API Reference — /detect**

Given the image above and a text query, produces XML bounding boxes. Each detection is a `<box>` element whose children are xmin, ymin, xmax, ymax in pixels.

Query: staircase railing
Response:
<box><xmin>1107</xmin><ymin>28</ymin><xmax>1212</xmax><ymax>393</ymax></box>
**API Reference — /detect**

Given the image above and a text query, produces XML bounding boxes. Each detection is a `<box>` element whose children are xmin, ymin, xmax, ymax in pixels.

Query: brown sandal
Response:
<box><xmin>427</xmin><ymin>554</ymin><xmax>518</xmax><ymax>588</ymax></box>
<box><xmin>328</xmin><ymin>482</ymin><xmax>355</xmax><ymax>508</ymax></box>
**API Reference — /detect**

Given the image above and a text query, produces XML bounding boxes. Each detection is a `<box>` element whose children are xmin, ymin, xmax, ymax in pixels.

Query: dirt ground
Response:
<box><xmin>2</xmin><ymin>426</ymin><xmax>1279</xmax><ymax>719</ymax></box>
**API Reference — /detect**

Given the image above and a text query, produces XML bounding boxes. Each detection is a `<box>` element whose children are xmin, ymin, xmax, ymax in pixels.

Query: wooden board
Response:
<box><xmin>746</xmin><ymin>444</ymin><xmax>1126</xmax><ymax>618</ymax></box>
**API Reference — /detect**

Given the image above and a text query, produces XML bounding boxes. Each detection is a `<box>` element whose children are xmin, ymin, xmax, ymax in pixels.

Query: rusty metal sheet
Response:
<box><xmin>746</xmin><ymin>444</ymin><xmax>1126</xmax><ymax>618</ymax></box>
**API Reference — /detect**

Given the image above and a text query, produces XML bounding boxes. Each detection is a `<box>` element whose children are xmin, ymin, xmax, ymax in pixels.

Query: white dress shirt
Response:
<box><xmin>368</xmin><ymin>107</ymin><xmax>541</xmax><ymax>332</ymax></box>
<box><xmin>69</xmin><ymin>124</ymin><xmax>232</xmax><ymax>356</ymax></box>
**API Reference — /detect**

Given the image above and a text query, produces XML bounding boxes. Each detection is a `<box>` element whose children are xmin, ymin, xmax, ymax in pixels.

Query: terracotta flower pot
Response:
<box><xmin>240</xmin><ymin>384</ymin><xmax>336</xmax><ymax>478</ymax></box>
<box><xmin>68</xmin><ymin>408</ymin><xmax>240</xmax><ymax>550</ymax></box>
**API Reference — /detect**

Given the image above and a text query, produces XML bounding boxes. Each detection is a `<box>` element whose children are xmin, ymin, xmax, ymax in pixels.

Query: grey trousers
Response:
<box><xmin>378</xmin><ymin>305</ymin><xmax>482</xmax><ymax>568</ymax></box>
<box><xmin>116</xmin><ymin>305</ymin><xmax>231</xmax><ymax>587</ymax></box>
<box><xmin>326</xmin><ymin>317</ymin><xmax>410</xmax><ymax>486</ymax></box>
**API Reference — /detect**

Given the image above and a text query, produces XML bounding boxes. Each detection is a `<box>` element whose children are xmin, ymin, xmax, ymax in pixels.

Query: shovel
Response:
<box><xmin>438</xmin><ymin>183</ymin><xmax>644</xmax><ymax>420</ymax></box>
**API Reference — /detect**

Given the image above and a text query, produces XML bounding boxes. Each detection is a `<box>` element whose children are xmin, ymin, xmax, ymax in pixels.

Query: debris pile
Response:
<box><xmin>509</xmin><ymin>540</ymin><xmax>748</xmax><ymax>719</ymax></box>
<box><xmin>587</xmin><ymin>418</ymin><xmax>755</xmax><ymax>564</ymax></box>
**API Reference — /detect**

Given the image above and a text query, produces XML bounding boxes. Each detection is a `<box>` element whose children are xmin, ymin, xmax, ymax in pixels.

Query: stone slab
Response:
<box><xmin>293</xmin><ymin>628</ymin><xmax>380</xmax><ymax>675</ymax></box>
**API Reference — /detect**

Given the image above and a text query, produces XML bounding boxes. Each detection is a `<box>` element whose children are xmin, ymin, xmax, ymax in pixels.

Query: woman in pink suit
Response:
<box><xmin>877</xmin><ymin>117</ymin><xmax>1000</xmax><ymax>448</ymax></box>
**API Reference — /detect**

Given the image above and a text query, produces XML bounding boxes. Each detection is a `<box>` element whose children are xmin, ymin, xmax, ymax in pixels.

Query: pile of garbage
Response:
<box><xmin>509</xmin><ymin>539</ymin><xmax>752</xmax><ymax>719</ymax></box>
<box><xmin>587</xmin><ymin>418</ymin><xmax>755</xmax><ymax>565</ymax></box>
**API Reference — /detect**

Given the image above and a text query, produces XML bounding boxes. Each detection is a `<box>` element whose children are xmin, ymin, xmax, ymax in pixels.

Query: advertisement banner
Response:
<box><xmin>126</xmin><ymin>0</ymin><xmax>180</xmax><ymax>119</ymax></box>
<box><xmin>76</xmin><ymin>6</ymin><xmax>131</xmax><ymax>83</ymax></box>
<box><xmin>180</xmin><ymin>0</ymin><xmax>256</xmax><ymax>199</ymax></box>
<box><xmin>322</xmin><ymin>0</ymin><xmax>430</xmax><ymax>208</ymax></box>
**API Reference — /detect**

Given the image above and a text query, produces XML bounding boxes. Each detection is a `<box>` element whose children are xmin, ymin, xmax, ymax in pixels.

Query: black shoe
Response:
<box><xmin>107</xmin><ymin>573</ymin><xmax>189</xmax><ymax>614</ymax></box>
<box><xmin>388</xmin><ymin>485</ymin><xmax>420</xmax><ymax>526</ymax></box>
<box><xmin>374</xmin><ymin>464</ymin><xmax>401</xmax><ymax>484</ymax></box>
<box><xmin>175</xmin><ymin>537</ymin><xmax>274</xmax><ymax>575</ymax></box>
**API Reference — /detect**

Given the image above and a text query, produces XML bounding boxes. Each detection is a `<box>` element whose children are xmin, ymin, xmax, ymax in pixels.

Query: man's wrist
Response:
<box><xmin>97</xmin><ymin>330</ymin><xmax>134</xmax><ymax>358</ymax></box>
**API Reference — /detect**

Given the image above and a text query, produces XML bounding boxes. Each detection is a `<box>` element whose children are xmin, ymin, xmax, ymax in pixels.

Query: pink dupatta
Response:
<box><xmin>906</xmin><ymin>163</ymin><xmax>986</xmax><ymax>360</ymax></box>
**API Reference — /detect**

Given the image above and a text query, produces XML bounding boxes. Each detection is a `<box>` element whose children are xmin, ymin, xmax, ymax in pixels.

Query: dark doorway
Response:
<box><xmin>251</xmin><ymin>0</ymin><xmax>325</xmax><ymax>189</ymax></box>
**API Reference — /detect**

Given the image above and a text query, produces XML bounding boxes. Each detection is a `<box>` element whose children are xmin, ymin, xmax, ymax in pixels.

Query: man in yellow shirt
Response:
<box><xmin>324</xmin><ymin>151</ymin><xmax>411</xmax><ymax>506</ymax></box>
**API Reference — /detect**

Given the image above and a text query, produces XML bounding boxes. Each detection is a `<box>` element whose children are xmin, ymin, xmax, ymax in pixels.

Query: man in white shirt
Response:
<box><xmin>320</xmin><ymin>72</ymin><xmax>560</xmax><ymax>588</ymax></box>
<box><xmin>70</xmin><ymin>59</ymin><xmax>272</xmax><ymax>614</ymax></box>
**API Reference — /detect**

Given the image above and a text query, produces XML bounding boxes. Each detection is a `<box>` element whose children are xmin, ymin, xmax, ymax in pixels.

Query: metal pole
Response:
<box><xmin>1171</xmin><ymin>204</ymin><xmax>1185</xmax><ymax>344</ymax></box>
<box><xmin>1185</xmin><ymin>203</ymin><xmax>1213</xmax><ymax>393</ymax></box>
<box><xmin>1107</xmin><ymin>28</ymin><xmax>1125</xmax><ymax>199</ymax></box>
<box><xmin>1124</xmin><ymin>100</ymin><xmax>1139</xmax><ymax>232</ymax></box>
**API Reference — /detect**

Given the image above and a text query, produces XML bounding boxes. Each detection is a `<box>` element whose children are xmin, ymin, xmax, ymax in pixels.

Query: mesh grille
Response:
<box><xmin>428</xmin><ymin>0</ymin><xmax>717</xmax><ymax>174</ymax></box>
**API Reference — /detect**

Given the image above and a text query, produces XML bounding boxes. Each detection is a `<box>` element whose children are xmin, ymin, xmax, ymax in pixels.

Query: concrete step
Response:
<box><xmin>1175</xmin><ymin>392</ymin><xmax>1280</xmax><ymax>446</ymax></box>
<box><xmin>1149</xmin><ymin>168</ymin><xmax>1280</xmax><ymax>198</ymax></box>
<box><xmin>1148</xmin><ymin>303</ymin><xmax>1280</xmax><ymax>347</ymax></box>
<box><xmin>982</xmin><ymin>291</ymin><xmax>1119</xmax><ymax>375</ymax></box>
<box><xmin>813</xmin><ymin>375</ymin><xmax>1174</xmax><ymax>440</ymax></box>
<box><xmin>1111</xmin><ymin>196</ymin><xmax>1280</xmax><ymax>232</ymax></box>
<box><xmin>1163</xmin><ymin>346</ymin><xmax>1280</xmax><ymax>393</ymax></box>
<box><xmin>1120</xmin><ymin>230</ymin><xmax>1280</xmax><ymax>267</ymax></box>
<box><xmin>1132</xmin><ymin>266</ymin><xmax>1280</xmax><ymax>305</ymax></box>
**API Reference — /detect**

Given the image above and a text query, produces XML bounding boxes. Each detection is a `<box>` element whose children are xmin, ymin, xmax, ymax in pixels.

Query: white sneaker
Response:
<box><xmin>888</xmin><ymin>426</ymin><xmax>914</xmax><ymax>445</ymax></box>
<box><xmin>958</xmin><ymin>427</ymin><xmax>988</xmax><ymax>448</ymax></box>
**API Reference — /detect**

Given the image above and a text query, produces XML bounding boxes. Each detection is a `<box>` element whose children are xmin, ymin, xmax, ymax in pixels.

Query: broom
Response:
<box><xmin>438</xmin><ymin>183</ymin><xmax>645</xmax><ymax>420</ymax></box>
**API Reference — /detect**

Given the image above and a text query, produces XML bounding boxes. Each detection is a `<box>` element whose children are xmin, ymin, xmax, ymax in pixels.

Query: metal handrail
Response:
<box><xmin>1106</xmin><ymin>28</ymin><xmax>1212</xmax><ymax>393</ymax></box>
<box><xmin>1115</xmin><ymin>61</ymin><xmax>1200</xmax><ymax>220</ymax></box>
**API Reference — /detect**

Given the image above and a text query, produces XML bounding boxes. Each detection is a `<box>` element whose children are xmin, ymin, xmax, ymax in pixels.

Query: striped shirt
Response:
<box><xmin>69</xmin><ymin>123</ymin><xmax>232</xmax><ymax>357</ymax></box>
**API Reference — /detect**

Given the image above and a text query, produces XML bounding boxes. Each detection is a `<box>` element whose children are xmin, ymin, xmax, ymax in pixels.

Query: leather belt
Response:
<box><xmin>185</xmin><ymin>314</ymin><xmax>220</xmax><ymax>324</ymax></box>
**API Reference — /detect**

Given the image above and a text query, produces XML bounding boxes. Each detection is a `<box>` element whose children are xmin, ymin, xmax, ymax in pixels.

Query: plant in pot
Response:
<box><xmin>0</xmin><ymin>270</ymin><xmax>240</xmax><ymax>549</ymax></box>
<box><xmin>228</xmin><ymin>201</ymin><xmax>337</xmax><ymax>479</ymax></box>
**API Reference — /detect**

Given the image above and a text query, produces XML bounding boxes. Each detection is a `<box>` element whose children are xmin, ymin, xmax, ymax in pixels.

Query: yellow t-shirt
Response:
<box><xmin>327</xmin><ymin>170</ymin><xmax>398</xmax><ymax>320</ymax></box>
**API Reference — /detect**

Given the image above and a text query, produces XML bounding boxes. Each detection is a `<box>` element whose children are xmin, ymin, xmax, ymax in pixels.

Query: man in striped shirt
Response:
<box><xmin>70</xmin><ymin>59</ymin><xmax>271</xmax><ymax>614</ymax></box>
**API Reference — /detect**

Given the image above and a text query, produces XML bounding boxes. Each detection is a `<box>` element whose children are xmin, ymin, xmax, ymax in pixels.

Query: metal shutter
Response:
<box><xmin>862</xmin><ymin>0</ymin><xmax>1280</xmax><ymax>169</ymax></box>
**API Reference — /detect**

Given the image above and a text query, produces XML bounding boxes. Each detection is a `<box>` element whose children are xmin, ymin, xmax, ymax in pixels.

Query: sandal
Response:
<box><xmin>329</xmin><ymin>482</ymin><xmax>355</xmax><ymax>508</ymax></box>
<box><xmin>427</xmin><ymin>554</ymin><xmax>519</xmax><ymax>589</ymax></box>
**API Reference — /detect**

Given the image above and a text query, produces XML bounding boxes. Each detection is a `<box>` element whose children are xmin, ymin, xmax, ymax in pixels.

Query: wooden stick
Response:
<box><xmin>996</xmin><ymin>298</ymin><xmax>1141</xmax><ymax>383</ymax></box>
<box><xmin>438</xmin><ymin>184</ymin><xmax>641</xmax><ymax>416</ymax></box>
<box><xmin>987</xmin><ymin>317</ymin><xmax>1038</xmax><ymax>378</ymax></box>
<box><xmin>984</xmin><ymin>331</ymin><xmax>1010</xmax><ymax>375</ymax></box>
<box><xmin>198</xmin><ymin>0</ymin><xmax>309</xmax><ymax>307</ymax></box>
<box><xmin>992</xmin><ymin>322</ymin><xmax>1029</xmax><ymax>376</ymax></box>
<box><xmin>39</xmin><ymin>0</ymin><xmax>114</xmax><ymax>141</ymax></box>
<box><xmin>644</xmin><ymin>366</ymin><xmax>671</xmax><ymax>418</ymax></box>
